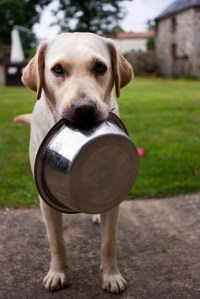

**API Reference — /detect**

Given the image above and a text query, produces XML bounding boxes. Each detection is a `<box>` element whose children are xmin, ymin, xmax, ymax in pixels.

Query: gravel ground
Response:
<box><xmin>1</xmin><ymin>193</ymin><xmax>200</xmax><ymax>299</ymax></box>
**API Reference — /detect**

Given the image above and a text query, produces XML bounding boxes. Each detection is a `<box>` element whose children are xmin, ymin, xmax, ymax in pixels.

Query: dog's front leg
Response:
<box><xmin>40</xmin><ymin>199</ymin><xmax>68</xmax><ymax>292</ymax></box>
<box><xmin>100</xmin><ymin>206</ymin><xmax>127</xmax><ymax>294</ymax></box>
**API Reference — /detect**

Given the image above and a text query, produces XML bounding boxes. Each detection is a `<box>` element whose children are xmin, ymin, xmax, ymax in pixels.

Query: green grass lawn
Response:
<box><xmin>120</xmin><ymin>78</ymin><xmax>200</xmax><ymax>198</ymax></box>
<box><xmin>0</xmin><ymin>78</ymin><xmax>200</xmax><ymax>208</ymax></box>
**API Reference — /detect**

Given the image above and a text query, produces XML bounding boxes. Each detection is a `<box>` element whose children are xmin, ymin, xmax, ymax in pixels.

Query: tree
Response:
<box><xmin>146</xmin><ymin>19</ymin><xmax>155</xmax><ymax>51</ymax></box>
<box><xmin>52</xmin><ymin>0</ymin><xmax>133</xmax><ymax>35</ymax></box>
<box><xmin>0</xmin><ymin>0</ymin><xmax>51</xmax><ymax>45</ymax></box>
<box><xmin>146</xmin><ymin>19</ymin><xmax>155</xmax><ymax>31</ymax></box>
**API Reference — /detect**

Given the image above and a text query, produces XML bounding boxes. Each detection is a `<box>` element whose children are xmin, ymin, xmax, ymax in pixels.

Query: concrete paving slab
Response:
<box><xmin>1</xmin><ymin>193</ymin><xmax>200</xmax><ymax>299</ymax></box>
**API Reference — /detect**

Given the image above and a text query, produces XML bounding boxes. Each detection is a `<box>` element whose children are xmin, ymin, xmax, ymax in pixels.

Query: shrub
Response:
<box><xmin>124</xmin><ymin>51</ymin><xmax>156</xmax><ymax>76</ymax></box>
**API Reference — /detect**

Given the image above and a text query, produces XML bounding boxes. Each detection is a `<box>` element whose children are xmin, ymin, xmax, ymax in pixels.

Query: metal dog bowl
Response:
<box><xmin>34</xmin><ymin>113</ymin><xmax>139</xmax><ymax>214</ymax></box>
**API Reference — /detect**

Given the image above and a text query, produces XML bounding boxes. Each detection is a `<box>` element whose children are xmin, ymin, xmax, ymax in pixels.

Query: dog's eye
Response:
<box><xmin>51</xmin><ymin>64</ymin><xmax>65</xmax><ymax>76</ymax></box>
<box><xmin>93</xmin><ymin>63</ymin><xmax>107</xmax><ymax>76</ymax></box>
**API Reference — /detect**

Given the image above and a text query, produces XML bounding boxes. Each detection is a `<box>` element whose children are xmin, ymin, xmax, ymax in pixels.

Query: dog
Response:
<box><xmin>20</xmin><ymin>32</ymin><xmax>133</xmax><ymax>294</ymax></box>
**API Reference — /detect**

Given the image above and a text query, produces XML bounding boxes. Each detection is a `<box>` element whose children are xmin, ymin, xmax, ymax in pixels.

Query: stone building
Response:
<box><xmin>155</xmin><ymin>0</ymin><xmax>200</xmax><ymax>77</ymax></box>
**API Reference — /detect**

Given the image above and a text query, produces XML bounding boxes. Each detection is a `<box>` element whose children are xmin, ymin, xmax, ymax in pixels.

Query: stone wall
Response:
<box><xmin>156</xmin><ymin>8</ymin><xmax>200</xmax><ymax>77</ymax></box>
<box><xmin>193</xmin><ymin>8</ymin><xmax>200</xmax><ymax>77</ymax></box>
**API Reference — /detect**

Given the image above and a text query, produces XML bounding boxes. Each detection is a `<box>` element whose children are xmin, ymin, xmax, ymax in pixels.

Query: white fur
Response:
<box><xmin>21</xmin><ymin>32</ymin><xmax>133</xmax><ymax>294</ymax></box>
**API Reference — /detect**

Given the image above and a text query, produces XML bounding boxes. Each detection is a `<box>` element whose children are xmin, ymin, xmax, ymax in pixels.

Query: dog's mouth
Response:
<box><xmin>64</xmin><ymin>112</ymin><xmax>103</xmax><ymax>126</ymax></box>
<box><xmin>63</xmin><ymin>107</ymin><xmax>111</xmax><ymax>126</ymax></box>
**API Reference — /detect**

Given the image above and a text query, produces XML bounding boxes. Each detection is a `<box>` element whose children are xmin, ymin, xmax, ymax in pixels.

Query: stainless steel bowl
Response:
<box><xmin>34</xmin><ymin>113</ymin><xmax>139</xmax><ymax>214</ymax></box>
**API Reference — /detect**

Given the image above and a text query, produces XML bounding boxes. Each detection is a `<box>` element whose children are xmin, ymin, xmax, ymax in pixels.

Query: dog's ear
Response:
<box><xmin>22</xmin><ymin>43</ymin><xmax>47</xmax><ymax>100</ymax></box>
<box><xmin>107</xmin><ymin>42</ymin><xmax>133</xmax><ymax>98</ymax></box>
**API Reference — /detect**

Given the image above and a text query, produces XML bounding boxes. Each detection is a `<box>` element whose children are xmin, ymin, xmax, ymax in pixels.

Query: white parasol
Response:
<box><xmin>10</xmin><ymin>27</ymin><xmax>25</xmax><ymax>63</ymax></box>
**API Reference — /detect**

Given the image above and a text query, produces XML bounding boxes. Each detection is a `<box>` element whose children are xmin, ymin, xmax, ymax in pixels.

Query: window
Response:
<box><xmin>171</xmin><ymin>16</ymin><xmax>177</xmax><ymax>32</ymax></box>
<box><xmin>171</xmin><ymin>43</ymin><xmax>177</xmax><ymax>59</ymax></box>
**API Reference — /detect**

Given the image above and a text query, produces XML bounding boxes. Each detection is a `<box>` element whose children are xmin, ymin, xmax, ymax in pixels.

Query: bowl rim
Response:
<box><xmin>34</xmin><ymin>113</ymin><xmax>138</xmax><ymax>214</ymax></box>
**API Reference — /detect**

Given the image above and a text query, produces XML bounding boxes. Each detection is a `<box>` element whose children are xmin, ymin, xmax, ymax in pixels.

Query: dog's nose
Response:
<box><xmin>71</xmin><ymin>99</ymin><xmax>97</xmax><ymax>123</ymax></box>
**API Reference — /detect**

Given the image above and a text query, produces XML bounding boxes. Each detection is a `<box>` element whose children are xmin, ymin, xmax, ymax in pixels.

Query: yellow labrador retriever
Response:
<box><xmin>21</xmin><ymin>32</ymin><xmax>133</xmax><ymax>294</ymax></box>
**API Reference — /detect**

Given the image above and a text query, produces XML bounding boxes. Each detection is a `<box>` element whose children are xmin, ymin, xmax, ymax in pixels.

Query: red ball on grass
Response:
<box><xmin>137</xmin><ymin>147</ymin><xmax>146</xmax><ymax>157</ymax></box>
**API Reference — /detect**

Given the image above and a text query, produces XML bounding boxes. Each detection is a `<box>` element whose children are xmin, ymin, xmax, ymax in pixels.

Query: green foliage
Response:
<box><xmin>52</xmin><ymin>0</ymin><xmax>132</xmax><ymax>34</ymax></box>
<box><xmin>0</xmin><ymin>0</ymin><xmax>51</xmax><ymax>57</ymax></box>
<box><xmin>146</xmin><ymin>19</ymin><xmax>155</xmax><ymax>51</ymax></box>
<box><xmin>147</xmin><ymin>36</ymin><xmax>155</xmax><ymax>51</ymax></box>
<box><xmin>0</xmin><ymin>0</ymin><xmax>131</xmax><ymax>57</ymax></box>
<box><xmin>146</xmin><ymin>19</ymin><xmax>155</xmax><ymax>30</ymax></box>
<box><xmin>0</xmin><ymin>79</ymin><xmax>200</xmax><ymax>208</ymax></box>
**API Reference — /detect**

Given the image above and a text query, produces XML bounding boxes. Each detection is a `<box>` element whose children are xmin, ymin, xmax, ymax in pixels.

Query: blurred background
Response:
<box><xmin>2</xmin><ymin>0</ymin><xmax>199</xmax><ymax>78</ymax></box>
<box><xmin>0</xmin><ymin>0</ymin><xmax>200</xmax><ymax>208</ymax></box>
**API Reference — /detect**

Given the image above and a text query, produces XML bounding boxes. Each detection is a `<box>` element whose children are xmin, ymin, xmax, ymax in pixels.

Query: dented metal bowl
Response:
<box><xmin>34</xmin><ymin>113</ymin><xmax>139</xmax><ymax>214</ymax></box>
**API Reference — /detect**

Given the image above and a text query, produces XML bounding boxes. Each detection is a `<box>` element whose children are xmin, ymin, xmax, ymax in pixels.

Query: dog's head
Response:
<box><xmin>22</xmin><ymin>33</ymin><xmax>133</xmax><ymax>124</ymax></box>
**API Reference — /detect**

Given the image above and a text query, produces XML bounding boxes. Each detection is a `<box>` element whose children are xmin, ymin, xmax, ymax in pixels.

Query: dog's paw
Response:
<box><xmin>92</xmin><ymin>214</ymin><xmax>101</xmax><ymax>224</ymax></box>
<box><xmin>102</xmin><ymin>272</ymin><xmax>127</xmax><ymax>294</ymax></box>
<box><xmin>43</xmin><ymin>269</ymin><xmax>68</xmax><ymax>292</ymax></box>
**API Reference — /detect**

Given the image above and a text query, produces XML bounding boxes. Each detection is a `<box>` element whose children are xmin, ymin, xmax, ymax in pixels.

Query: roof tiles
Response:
<box><xmin>155</xmin><ymin>0</ymin><xmax>200</xmax><ymax>21</ymax></box>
